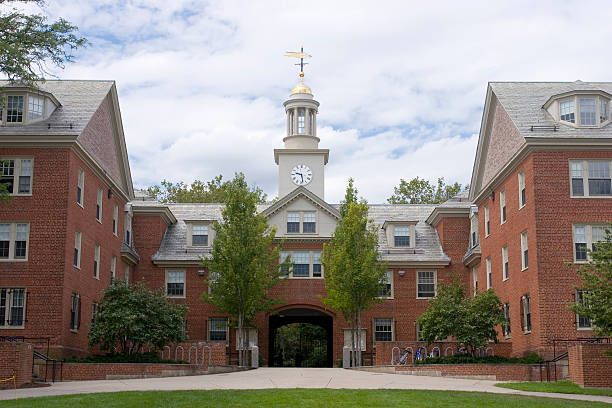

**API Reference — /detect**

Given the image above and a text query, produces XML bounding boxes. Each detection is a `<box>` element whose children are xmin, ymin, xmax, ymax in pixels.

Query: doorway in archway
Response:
<box><xmin>269</xmin><ymin>308</ymin><xmax>333</xmax><ymax>367</ymax></box>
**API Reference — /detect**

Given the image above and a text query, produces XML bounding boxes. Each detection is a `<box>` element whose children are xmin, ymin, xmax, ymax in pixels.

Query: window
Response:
<box><xmin>560</xmin><ymin>99</ymin><xmax>575</xmax><ymax>123</ymax></box>
<box><xmin>580</xmin><ymin>98</ymin><xmax>596</xmax><ymax>126</ymax></box>
<box><xmin>571</xmin><ymin>162</ymin><xmax>584</xmax><ymax>196</ymax></box>
<box><xmin>111</xmin><ymin>255</ymin><xmax>116</xmax><ymax>279</ymax></box>
<box><xmin>287</xmin><ymin>212</ymin><xmax>300</xmax><ymax>233</ymax></box>
<box><xmin>28</xmin><ymin>96</ymin><xmax>44</xmax><ymax>120</ymax></box>
<box><xmin>575</xmin><ymin>290</ymin><xmax>592</xmax><ymax>329</ymax></box>
<box><xmin>303</xmin><ymin>212</ymin><xmax>316</xmax><ymax>233</ymax></box>
<box><xmin>91</xmin><ymin>302</ymin><xmax>99</xmax><ymax>324</ymax></box>
<box><xmin>124</xmin><ymin>213</ymin><xmax>132</xmax><ymax>246</ymax></box>
<box><xmin>472</xmin><ymin>267</ymin><xmax>478</xmax><ymax>296</ymax></box>
<box><xmin>486</xmin><ymin>257</ymin><xmax>492</xmax><ymax>289</ymax></box>
<box><xmin>208</xmin><ymin>317</ymin><xmax>228</xmax><ymax>341</ymax></box>
<box><xmin>0</xmin><ymin>223</ymin><xmax>29</xmax><ymax>261</ymax></box>
<box><xmin>417</xmin><ymin>271</ymin><xmax>436</xmax><ymax>298</ymax></box>
<box><xmin>279</xmin><ymin>251</ymin><xmax>291</xmax><ymax>275</ymax></box>
<box><xmin>124</xmin><ymin>265</ymin><xmax>130</xmax><ymax>284</ymax></box>
<box><xmin>570</xmin><ymin>160</ymin><xmax>612</xmax><ymax>197</ymax></box>
<box><xmin>374</xmin><ymin>318</ymin><xmax>393</xmax><ymax>342</ymax></box>
<box><xmin>588</xmin><ymin>161</ymin><xmax>611</xmax><ymax>196</ymax></box>
<box><xmin>600</xmin><ymin>98</ymin><xmax>608</xmax><ymax>123</ymax></box>
<box><xmin>0</xmin><ymin>288</ymin><xmax>26</xmax><ymax>328</ymax></box>
<box><xmin>502</xmin><ymin>302</ymin><xmax>511</xmax><ymax>338</ymax></box>
<box><xmin>484</xmin><ymin>206</ymin><xmax>490</xmax><ymax>236</ymax></box>
<box><xmin>308</xmin><ymin>110</ymin><xmax>314</xmax><ymax>135</ymax></box>
<box><xmin>521</xmin><ymin>231</ymin><xmax>528</xmax><ymax>270</ymax></box>
<box><xmin>573</xmin><ymin>224</ymin><xmax>607</xmax><ymax>261</ymax></box>
<box><xmin>207</xmin><ymin>270</ymin><xmax>218</xmax><ymax>294</ymax></box>
<box><xmin>313</xmin><ymin>251</ymin><xmax>322</xmax><ymax>277</ymax></box>
<box><xmin>236</xmin><ymin>328</ymin><xmax>258</xmax><ymax>350</ymax></box>
<box><xmin>77</xmin><ymin>168</ymin><xmax>84</xmax><ymax>205</ymax></box>
<box><xmin>6</xmin><ymin>95</ymin><xmax>24</xmax><ymax>123</ymax></box>
<box><xmin>394</xmin><ymin>226</ymin><xmax>410</xmax><ymax>247</ymax></box>
<box><xmin>416</xmin><ymin>323</ymin><xmax>423</xmax><ymax>342</ymax></box>
<box><xmin>113</xmin><ymin>205</ymin><xmax>118</xmax><ymax>235</ymax></box>
<box><xmin>521</xmin><ymin>294</ymin><xmax>531</xmax><ymax>333</ymax></box>
<box><xmin>0</xmin><ymin>158</ymin><xmax>33</xmax><ymax>195</ymax></box>
<box><xmin>500</xmin><ymin>189</ymin><xmax>506</xmax><ymax>223</ymax></box>
<box><xmin>470</xmin><ymin>214</ymin><xmax>479</xmax><ymax>247</ymax></box>
<box><xmin>192</xmin><ymin>225</ymin><xmax>209</xmax><ymax>246</ymax></box>
<box><xmin>502</xmin><ymin>245</ymin><xmax>509</xmax><ymax>280</ymax></box>
<box><xmin>292</xmin><ymin>251</ymin><xmax>310</xmax><ymax>277</ymax></box>
<box><xmin>518</xmin><ymin>171</ymin><xmax>526</xmax><ymax>208</ymax></box>
<box><xmin>289</xmin><ymin>111</ymin><xmax>294</xmax><ymax>135</ymax></box>
<box><xmin>93</xmin><ymin>244</ymin><xmax>100</xmax><ymax>279</ymax></box>
<box><xmin>96</xmin><ymin>188</ymin><xmax>103</xmax><ymax>222</ymax></box>
<box><xmin>166</xmin><ymin>270</ymin><xmax>185</xmax><ymax>297</ymax></box>
<box><xmin>343</xmin><ymin>328</ymin><xmax>366</xmax><ymax>350</ymax></box>
<box><xmin>70</xmin><ymin>293</ymin><xmax>81</xmax><ymax>331</ymax></box>
<box><xmin>379</xmin><ymin>270</ymin><xmax>393</xmax><ymax>298</ymax></box>
<box><xmin>297</xmin><ymin>108</ymin><xmax>305</xmax><ymax>134</ymax></box>
<box><xmin>73</xmin><ymin>230</ymin><xmax>82</xmax><ymax>268</ymax></box>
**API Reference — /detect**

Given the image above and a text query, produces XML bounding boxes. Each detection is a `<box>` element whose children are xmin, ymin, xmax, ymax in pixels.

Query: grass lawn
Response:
<box><xmin>496</xmin><ymin>381</ymin><xmax>612</xmax><ymax>397</ymax></box>
<box><xmin>0</xmin><ymin>389</ymin><xmax>609</xmax><ymax>408</ymax></box>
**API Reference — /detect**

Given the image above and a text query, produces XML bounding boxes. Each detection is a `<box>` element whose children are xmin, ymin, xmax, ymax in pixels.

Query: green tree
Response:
<box><xmin>146</xmin><ymin>175</ymin><xmax>267</xmax><ymax>204</ymax></box>
<box><xmin>417</xmin><ymin>279</ymin><xmax>504</xmax><ymax>355</ymax></box>
<box><xmin>88</xmin><ymin>280</ymin><xmax>188</xmax><ymax>355</ymax></box>
<box><xmin>0</xmin><ymin>0</ymin><xmax>88</xmax><ymax>86</ymax></box>
<box><xmin>568</xmin><ymin>225</ymin><xmax>612</xmax><ymax>338</ymax></box>
<box><xmin>387</xmin><ymin>176</ymin><xmax>465</xmax><ymax>204</ymax></box>
<box><xmin>201</xmin><ymin>173</ymin><xmax>284</xmax><ymax>366</ymax></box>
<box><xmin>339</xmin><ymin>177</ymin><xmax>359</xmax><ymax>218</ymax></box>
<box><xmin>321</xmin><ymin>181</ymin><xmax>386</xmax><ymax>367</ymax></box>
<box><xmin>0</xmin><ymin>183</ymin><xmax>9</xmax><ymax>203</ymax></box>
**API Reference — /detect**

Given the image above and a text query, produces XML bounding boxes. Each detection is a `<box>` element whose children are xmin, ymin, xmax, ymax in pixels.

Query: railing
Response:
<box><xmin>0</xmin><ymin>336</ymin><xmax>62</xmax><ymax>383</ymax></box>
<box><xmin>33</xmin><ymin>350</ymin><xmax>62</xmax><ymax>382</ymax></box>
<box><xmin>539</xmin><ymin>337</ymin><xmax>610</xmax><ymax>382</ymax></box>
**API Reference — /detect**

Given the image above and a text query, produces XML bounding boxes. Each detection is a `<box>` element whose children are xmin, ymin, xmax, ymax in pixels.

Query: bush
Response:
<box><xmin>64</xmin><ymin>352</ymin><xmax>188</xmax><ymax>364</ymax></box>
<box><xmin>414</xmin><ymin>353</ymin><xmax>542</xmax><ymax>365</ymax></box>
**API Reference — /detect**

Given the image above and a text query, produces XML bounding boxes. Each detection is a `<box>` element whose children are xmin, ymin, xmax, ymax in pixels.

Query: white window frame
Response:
<box><xmin>190</xmin><ymin>224</ymin><xmax>209</xmax><ymax>246</ymax></box>
<box><xmin>208</xmin><ymin>317</ymin><xmax>228</xmax><ymax>342</ymax></box>
<box><xmin>484</xmin><ymin>205</ymin><xmax>490</xmax><ymax>237</ymax></box>
<box><xmin>124</xmin><ymin>212</ymin><xmax>132</xmax><ymax>246</ymax></box>
<box><xmin>572</xmin><ymin>224</ymin><xmax>607</xmax><ymax>263</ymax></box>
<box><xmin>302</xmin><ymin>211</ymin><xmax>316</xmax><ymax>233</ymax></box>
<box><xmin>518</xmin><ymin>170</ymin><xmax>526</xmax><ymax>209</ymax></box>
<box><xmin>96</xmin><ymin>188</ymin><xmax>103</xmax><ymax>223</ymax></box>
<box><xmin>112</xmin><ymin>204</ymin><xmax>118</xmax><ymax>236</ymax></box>
<box><xmin>502</xmin><ymin>302</ymin><xmax>511</xmax><ymax>338</ymax></box>
<box><xmin>521</xmin><ymin>294</ymin><xmax>531</xmax><ymax>334</ymax></box>
<box><xmin>373</xmin><ymin>318</ymin><xmax>394</xmax><ymax>342</ymax></box>
<box><xmin>0</xmin><ymin>157</ymin><xmax>33</xmax><ymax>196</ymax></box>
<box><xmin>165</xmin><ymin>269</ymin><xmax>186</xmax><ymax>298</ymax></box>
<box><xmin>575</xmin><ymin>289</ymin><xmax>593</xmax><ymax>330</ymax></box>
<box><xmin>521</xmin><ymin>231</ymin><xmax>528</xmax><ymax>271</ymax></box>
<box><xmin>280</xmin><ymin>251</ymin><xmax>324</xmax><ymax>279</ymax></box>
<box><xmin>77</xmin><ymin>168</ymin><xmax>84</xmax><ymax>207</ymax></box>
<box><xmin>416</xmin><ymin>270</ymin><xmax>437</xmax><ymax>299</ymax></box>
<box><xmin>110</xmin><ymin>255</ymin><xmax>116</xmax><ymax>279</ymax></box>
<box><xmin>27</xmin><ymin>95</ymin><xmax>44</xmax><ymax>121</ymax></box>
<box><xmin>500</xmin><ymin>189</ymin><xmax>506</xmax><ymax>224</ymax></box>
<box><xmin>502</xmin><ymin>245</ymin><xmax>509</xmax><ymax>281</ymax></box>
<box><xmin>394</xmin><ymin>225</ymin><xmax>411</xmax><ymax>247</ymax></box>
<box><xmin>470</xmin><ymin>214</ymin><xmax>479</xmax><ymax>248</ymax></box>
<box><xmin>486</xmin><ymin>257</ymin><xmax>492</xmax><ymax>289</ymax></box>
<box><xmin>0</xmin><ymin>222</ymin><xmax>30</xmax><ymax>261</ymax></box>
<box><xmin>70</xmin><ymin>292</ymin><xmax>81</xmax><ymax>331</ymax></box>
<box><xmin>0</xmin><ymin>288</ymin><xmax>27</xmax><ymax>329</ymax></box>
<box><xmin>568</xmin><ymin>159</ymin><xmax>612</xmax><ymax>198</ymax></box>
<box><xmin>343</xmin><ymin>328</ymin><xmax>366</xmax><ymax>351</ymax></box>
<box><xmin>472</xmin><ymin>266</ymin><xmax>478</xmax><ymax>296</ymax></box>
<box><xmin>93</xmin><ymin>244</ymin><xmax>100</xmax><ymax>279</ymax></box>
<box><xmin>74</xmin><ymin>230</ymin><xmax>82</xmax><ymax>269</ymax></box>
<box><xmin>558</xmin><ymin>95</ymin><xmax>610</xmax><ymax>127</ymax></box>
<box><xmin>124</xmin><ymin>264</ymin><xmax>130</xmax><ymax>284</ymax></box>
<box><xmin>378</xmin><ymin>270</ymin><xmax>393</xmax><ymax>299</ymax></box>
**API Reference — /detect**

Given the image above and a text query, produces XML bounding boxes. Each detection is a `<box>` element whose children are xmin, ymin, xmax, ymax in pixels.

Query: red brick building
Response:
<box><xmin>1</xmin><ymin>79</ymin><xmax>609</xmax><ymax>363</ymax></box>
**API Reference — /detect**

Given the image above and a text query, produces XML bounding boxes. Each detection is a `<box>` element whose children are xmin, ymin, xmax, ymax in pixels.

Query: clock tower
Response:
<box><xmin>275</xmin><ymin>72</ymin><xmax>329</xmax><ymax>199</ymax></box>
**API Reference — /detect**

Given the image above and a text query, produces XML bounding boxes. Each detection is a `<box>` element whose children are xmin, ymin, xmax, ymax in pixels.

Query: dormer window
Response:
<box><xmin>7</xmin><ymin>95</ymin><xmax>24</xmax><ymax>123</ymax></box>
<box><xmin>0</xmin><ymin>90</ymin><xmax>57</xmax><ymax>124</ymax></box>
<box><xmin>394</xmin><ymin>226</ymin><xmax>410</xmax><ymax>247</ymax></box>
<box><xmin>192</xmin><ymin>225</ymin><xmax>209</xmax><ymax>246</ymax></box>
<box><xmin>28</xmin><ymin>96</ymin><xmax>44</xmax><ymax>120</ymax></box>
<box><xmin>383</xmin><ymin>221</ymin><xmax>417</xmax><ymax>249</ymax></box>
<box><xmin>556</xmin><ymin>94</ymin><xmax>610</xmax><ymax>127</ymax></box>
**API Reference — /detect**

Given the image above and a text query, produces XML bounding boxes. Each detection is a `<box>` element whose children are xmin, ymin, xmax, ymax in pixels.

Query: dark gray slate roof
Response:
<box><xmin>490</xmin><ymin>81</ymin><xmax>612</xmax><ymax>139</ymax></box>
<box><xmin>142</xmin><ymin>200</ymin><xmax>452</xmax><ymax>265</ymax></box>
<box><xmin>0</xmin><ymin>80</ymin><xmax>113</xmax><ymax>136</ymax></box>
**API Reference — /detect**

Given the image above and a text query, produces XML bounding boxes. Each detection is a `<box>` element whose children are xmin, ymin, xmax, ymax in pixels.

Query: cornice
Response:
<box><xmin>384</xmin><ymin>260</ymin><xmax>450</xmax><ymax>268</ymax></box>
<box><xmin>426</xmin><ymin>207</ymin><xmax>471</xmax><ymax>227</ymax></box>
<box><xmin>274</xmin><ymin>148</ymin><xmax>329</xmax><ymax>165</ymax></box>
<box><xmin>131</xmin><ymin>205</ymin><xmax>177</xmax><ymax>225</ymax></box>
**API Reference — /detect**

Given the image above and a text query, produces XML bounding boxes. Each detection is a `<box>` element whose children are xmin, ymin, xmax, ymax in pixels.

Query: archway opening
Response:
<box><xmin>269</xmin><ymin>308</ymin><xmax>333</xmax><ymax>367</ymax></box>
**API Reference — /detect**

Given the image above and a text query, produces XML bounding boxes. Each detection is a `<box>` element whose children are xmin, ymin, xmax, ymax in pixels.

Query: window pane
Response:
<box><xmin>394</xmin><ymin>226</ymin><xmax>410</xmax><ymax>247</ymax></box>
<box><xmin>0</xmin><ymin>160</ymin><xmax>15</xmax><ymax>194</ymax></box>
<box><xmin>192</xmin><ymin>225</ymin><xmax>208</xmax><ymax>245</ymax></box>
<box><xmin>297</xmin><ymin>108</ymin><xmax>305</xmax><ymax>134</ymax></box>
<box><xmin>600</xmin><ymin>99</ymin><xmax>608</xmax><ymax>123</ymax></box>
<box><xmin>0</xmin><ymin>224</ymin><xmax>9</xmax><ymax>258</ymax></box>
<box><xmin>7</xmin><ymin>96</ymin><xmax>24</xmax><ymax>122</ymax></box>
<box><xmin>576</xmin><ymin>291</ymin><xmax>592</xmax><ymax>328</ymax></box>
<box><xmin>209</xmin><ymin>317</ymin><xmax>228</xmax><ymax>341</ymax></box>
<box><xmin>28</xmin><ymin>96</ymin><xmax>44</xmax><ymax>120</ymax></box>
<box><xmin>417</xmin><ymin>271</ymin><xmax>435</xmax><ymax>297</ymax></box>
<box><xmin>580</xmin><ymin>98</ymin><xmax>596</xmax><ymax>125</ymax></box>
<box><xmin>292</xmin><ymin>251</ymin><xmax>310</xmax><ymax>277</ymax></box>
<box><xmin>10</xmin><ymin>289</ymin><xmax>24</xmax><ymax>326</ymax></box>
<box><xmin>374</xmin><ymin>318</ymin><xmax>392</xmax><ymax>342</ymax></box>
<box><xmin>312</xmin><ymin>251</ymin><xmax>322</xmax><ymax>277</ymax></box>
<box><xmin>303</xmin><ymin>212</ymin><xmax>316</xmax><ymax>233</ymax></box>
<box><xmin>379</xmin><ymin>270</ymin><xmax>392</xmax><ymax>297</ymax></box>
<box><xmin>560</xmin><ymin>100</ymin><xmax>575</xmax><ymax>123</ymax></box>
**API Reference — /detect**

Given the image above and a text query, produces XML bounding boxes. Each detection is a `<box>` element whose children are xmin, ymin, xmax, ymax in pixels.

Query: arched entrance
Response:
<box><xmin>269</xmin><ymin>308</ymin><xmax>333</xmax><ymax>367</ymax></box>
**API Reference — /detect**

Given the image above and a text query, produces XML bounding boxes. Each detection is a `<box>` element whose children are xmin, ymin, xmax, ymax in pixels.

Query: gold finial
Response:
<box><xmin>285</xmin><ymin>46</ymin><xmax>312</xmax><ymax>77</ymax></box>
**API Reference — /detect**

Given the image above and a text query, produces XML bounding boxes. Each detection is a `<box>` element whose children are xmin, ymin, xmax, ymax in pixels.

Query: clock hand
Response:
<box><xmin>300</xmin><ymin>173</ymin><xmax>304</xmax><ymax>182</ymax></box>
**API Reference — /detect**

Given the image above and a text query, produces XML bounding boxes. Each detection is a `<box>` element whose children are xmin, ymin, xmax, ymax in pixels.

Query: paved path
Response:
<box><xmin>0</xmin><ymin>368</ymin><xmax>610</xmax><ymax>403</ymax></box>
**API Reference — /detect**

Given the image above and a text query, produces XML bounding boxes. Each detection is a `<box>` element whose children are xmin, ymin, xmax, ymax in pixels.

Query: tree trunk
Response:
<box><xmin>238</xmin><ymin>312</ymin><xmax>244</xmax><ymax>367</ymax></box>
<box><xmin>350</xmin><ymin>319</ymin><xmax>355</xmax><ymax>368</ymax></box>
<box><xmin>356</xmin><ymin>307</ymin><xmax>362</xmax><ymax>368</ymax></box>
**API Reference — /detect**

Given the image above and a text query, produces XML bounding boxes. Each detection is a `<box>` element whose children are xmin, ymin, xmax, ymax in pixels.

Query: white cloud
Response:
<box><xmin>33</xmin><ymin>0</ymin><xmax>612</xmax><ymax>202</ymax></box>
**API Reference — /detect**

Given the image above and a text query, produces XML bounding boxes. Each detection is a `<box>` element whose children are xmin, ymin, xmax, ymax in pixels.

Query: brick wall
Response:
<box><xmin>59</xmin><ymin>362</ymin><xmax>206</xmax><ymax>381</ymax></box>
<box><xmin>374</xmin><ymin>341</ymin><xmax>512</xmax><ymax>366</ymax></box>
<box><xmin>0</xmin><ymin>341</ymin><xmax>33</xmax><ymax>388</ymax></box>
<box><xmin>162</xmin><ymin>341</ymin><xmax>228</xmax><ymax>366</ymax></box>
<box><xmin>396</xmin><ymin>363</ymin><xmax>542</xmax><ymax>381</ymax></box>
<box><xmin>568</xmin><ymin>343</ymin><xmax>612</xmax><ymax>388</ymax></box>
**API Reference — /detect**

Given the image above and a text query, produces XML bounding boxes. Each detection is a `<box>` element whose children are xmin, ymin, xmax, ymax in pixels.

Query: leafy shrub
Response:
<box><xmin>64</xmin><ymin>352</ymin><xmax>188</xmax><ymax>364</ymax></box>
<box><xmin>414</xmin><ymin>353</ymin><xmax>542</xmax><ymax>365</ymax></box>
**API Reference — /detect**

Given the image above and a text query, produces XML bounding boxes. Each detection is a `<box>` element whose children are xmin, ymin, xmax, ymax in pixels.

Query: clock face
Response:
<box><xmin>291</xmin><ymin>164</ymin><xmax>312</xmax><ymax>186</ymax></box>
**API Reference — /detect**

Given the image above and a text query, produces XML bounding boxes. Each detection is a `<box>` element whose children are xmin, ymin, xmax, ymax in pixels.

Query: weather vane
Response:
<box><xmin>285</xmin><ymin>46</ymin><xmax>312</xmax><ymax>77</ymax></box>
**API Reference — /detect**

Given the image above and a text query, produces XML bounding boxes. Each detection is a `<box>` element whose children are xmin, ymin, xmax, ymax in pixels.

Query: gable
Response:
<box><xmin>267</xmin><ymin>195</ymin><xmax>338</xmax><ymax>238</ymax></box>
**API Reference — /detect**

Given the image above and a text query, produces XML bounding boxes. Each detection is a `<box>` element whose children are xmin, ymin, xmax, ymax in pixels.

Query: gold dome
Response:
<box><xmin>291</xmin><ymin>79</ymin><xmax>312</xmax><ymax>95</ymax></box>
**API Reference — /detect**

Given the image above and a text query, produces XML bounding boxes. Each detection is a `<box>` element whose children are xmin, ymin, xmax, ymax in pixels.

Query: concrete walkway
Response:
<box><xmin>0</xmin><ymin>368</ymin><xmax>610</xmax><ymax>403</ymax></box>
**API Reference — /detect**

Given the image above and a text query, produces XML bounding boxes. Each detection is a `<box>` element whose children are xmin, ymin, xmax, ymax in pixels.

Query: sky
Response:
<box><xmin>18</xmin><ymin>0</ymin><xmax>612</xmax><ymax>202</ymax></box>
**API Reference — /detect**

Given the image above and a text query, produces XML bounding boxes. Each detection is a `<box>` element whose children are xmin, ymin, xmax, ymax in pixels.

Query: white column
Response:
<box><xmin>293</xmin><ymin>108</ymin><xmax>298</xmax><ymax>136</ymax></box>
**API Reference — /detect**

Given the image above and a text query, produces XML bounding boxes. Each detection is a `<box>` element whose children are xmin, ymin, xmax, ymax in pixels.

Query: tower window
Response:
<box><xmin>297</xmin><ymin>108</ymin><xmax>305</xmax><ymax>134</ymax></box>
<box><xmin>308</xmin><ymin>110</ymin><xmax>314</xmax><ymax>135</ymax></box>
<box><xmin>289</xmin><ymin>111</ymin><xmax>294</xmax><ymax>135</ymax></box>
